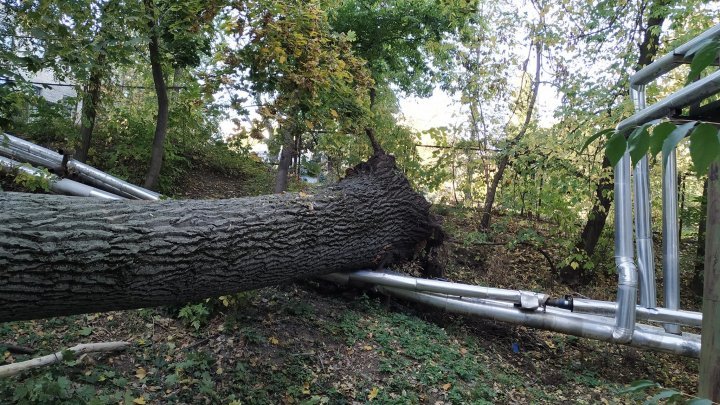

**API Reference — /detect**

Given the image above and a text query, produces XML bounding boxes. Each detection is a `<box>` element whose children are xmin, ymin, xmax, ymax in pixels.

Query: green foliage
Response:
<box><xmin>619</xmin><ymin>379</ymin><xmax>713</xmax><ymax>404</ymax></box>
<box><xmin>177</xmin><ymin>303</ymin><xmax>211</xmax><ymax>330</ymax></box>
<box><xmin>327</xmin><ymin>0</ymin><xmax>478</xmax><ymax>96</ymax></box>
<box><xmin>12</xmin><ymin>165</ymin><xmax>52</xmax><ymax>192</ymax></box>
<box><xmin>686</xmin><ymin>38</ymin><xmax>720</xmax><ymax>85</ymax></box>
<box><xmin>688</xmin><ymin>123</ymin><xmax>720</xmax><ymax>175</ymax></box>
<box><xmin>591</xmin><ymin>119</ymin><xmax>719</xmax><ymax>177</ymax></box>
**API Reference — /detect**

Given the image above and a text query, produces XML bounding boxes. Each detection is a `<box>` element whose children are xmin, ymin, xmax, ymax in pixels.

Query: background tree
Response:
<box><xmin>141</xmin><ymin>0</ymin><xmax>221</xmax><ymax>190</ymax></box>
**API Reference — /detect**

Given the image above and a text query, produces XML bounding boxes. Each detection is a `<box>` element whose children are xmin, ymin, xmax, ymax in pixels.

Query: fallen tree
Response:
<box><xmin>0</xmin><ymin>153</ymin><xmax>443</xmax><ymax>322</ymax></box>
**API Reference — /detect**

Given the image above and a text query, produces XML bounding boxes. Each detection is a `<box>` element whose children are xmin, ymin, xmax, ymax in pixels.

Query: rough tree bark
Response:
<box><xmin>143</xmin><ymin>0</ymin><xmax>170</xmax><ymax>191</ymax></box>
<box><xmin>0</xmin><ymin>153</ymin><xmax>442</xmax><ymax>322</ymax></box>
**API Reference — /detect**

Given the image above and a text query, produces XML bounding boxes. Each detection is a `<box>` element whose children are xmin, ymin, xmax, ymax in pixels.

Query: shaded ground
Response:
<box><xmin>0</xmin><ymin>168</ymin><xmax>702</xmax><ymax>404</ymax></box>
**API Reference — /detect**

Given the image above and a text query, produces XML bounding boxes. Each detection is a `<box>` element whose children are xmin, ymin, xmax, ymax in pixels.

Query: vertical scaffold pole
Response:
<box><xmin>699</xmin><ymin>160</ymin><xmax>720</xmax><ymax>400</ymax></box>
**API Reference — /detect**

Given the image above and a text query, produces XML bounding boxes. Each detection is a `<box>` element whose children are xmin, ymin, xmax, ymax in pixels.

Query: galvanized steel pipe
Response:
<box><xmin>571</xmin><ymin>298</ymin><xmax>702</xmax><ymax>328</ymax></box>
<box><xmin>380</xmin><ymin>286</ymin><xmax>700</xmax><ymax>358</ymax></box>
<box><xmin>0</xmin><ymin>156</ymin><xmax>125</xmax><ymax>200</ymax></box>
<box><xmin>630</xmin><ymin>23</ymin><xmax>720</xmax><ymax>86</ymax></box>
<box><xmin>662</xmin><ymin>149</ymin><xmax>681</xmax><ymax>334</ymax></box>
<box><xmin>617</xmin><ymin>70</ymin><xmax>720</xmax><ymax>135</ymax></box>
<box><xmin>1</xmin><ymin>133</ymin><xmax>161</xmax><ymax>200</ymax></box>
<box><xmin>613</xmin><ymin>152</ymin><xmax>639</xmax><ymax>343</ymax></box>
<box><xmin>630</xmin><ymin>82</ymin><xmax>657</xmax><ymax>309</ymax></box>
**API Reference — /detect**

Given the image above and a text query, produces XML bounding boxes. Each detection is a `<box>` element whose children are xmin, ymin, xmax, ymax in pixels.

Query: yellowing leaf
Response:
<box><xmin>135</xmin><ymin>367</ymin><xmax>147</xmax><ymax>380</ymax></box>
<box><xmin>570</xmin><ymin>261</ymin><xmax>579</xmax><ymax>270</ymax></box>
<box><xmin>133</xmin><ymin>397</ymin><xmax>146</xmax><ymax>405</ymax></box>
<box><xmin>368</xmin><ymin>387</ymin><xmax>379</xmax><ymax>400</ymax></box>
<box><xmin>363</xmin><ymin>345</ymin><xmax>373</xmax><ymax>351</ymax></box>
<box><xmin>269</xmin><ymin>337</ymin><xmax>279</xmax><ymax>345</ymax></box>
<box><xmin>442</xmin><ymin>383</ymin><xmax>452</xmax><ymax>391</ymax></box>
<box><xmin>216</xmin><ymin>367</ymin><xmax>223</xmax><ymax>375</ymax></box>
<box><xmin>330</xmin><ymin>109</ymin><xmax>339</xmax><ymax>118</ymax></box>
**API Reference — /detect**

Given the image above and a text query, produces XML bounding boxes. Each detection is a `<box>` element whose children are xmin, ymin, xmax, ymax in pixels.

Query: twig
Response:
<box><xmin>0</xmin><ymin>343</ymin><xmax>35</xmax><ymax>355</ymax></box>
<box><xmin>0</xmin><ymin>341</ymin><xmax>130</xmax><ymax>378</ymax></box>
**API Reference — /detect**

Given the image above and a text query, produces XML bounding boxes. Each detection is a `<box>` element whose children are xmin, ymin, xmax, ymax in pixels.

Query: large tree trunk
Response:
<box><xmin>0</xmin><ymin>153</ymin><xmax>441</xmax><ymax>322</ymax></box>
<box><xmin>143</xmin><ymin>0</ymin><xmax>170</xmax><ymax>191</ymax></box>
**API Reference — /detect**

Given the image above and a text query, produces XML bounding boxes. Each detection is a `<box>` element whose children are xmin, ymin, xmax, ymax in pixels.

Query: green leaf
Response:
<box><xmin>618</xmin><ymin>379</ymin><xmax>657</xmax><ymax>394</ymax></box>
<box><xmin>689</xmin><ymin>123</ymin><xmax>720</xmax><ymax>176</ymax></box>
<box><xmin>580</xmin><ymin>128</ymin><xmax>614</xmax><ymax>153</ymax></box>
<box><xmin>686</xmin><ymin>399</ymin><xmax>713</xmax><ymax>405</ymax></box>
<box><xmin>605</xmin><ymin>131</ymin><xmax>627</xmax><ymax>166</ymax></box>
<box><xmin>628</xmin><ymin>125</ymin><xmax>651</xmax><ymax>166</ymax></box>
<box><xmin>685</xmin><ymin>38</ymin><xmax>714</xmax><ymax>58</ymax></box>
<box><xmin>686</xmin><ymin>39</ymin><xmax>720</xmax><ymax>84</ymax></box>
<box><xmin>79</xmin><ymin>326</ymin><xmax>93</xmax><ymax>336</ymax></box>
<box><xmin>662</xmin><ymin>121</ymin><xmax>696</xmax><ymax>168</ymax></box>
<box><xmin>645</xmin><ymin>389</ymin><xmax>681</xmax><ymax>405</ymax></box>
<box><xmin>650</xmin><ymin>122</ymin><xmax>676</xmax><ymax>157</ymax></box>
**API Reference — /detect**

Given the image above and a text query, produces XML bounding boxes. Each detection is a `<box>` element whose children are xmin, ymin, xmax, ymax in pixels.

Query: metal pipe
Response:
<box><xmin>0</xmin><ymin>156</ymin><xmax>125</xmax><ymax>200</ymax></box>
<box><xmin>635</xmin><ymin>157</ymin><xmax>657</xmax><ymax>308</ymax></box>
<box><xmin>341</xmin><ymin>269</ymin><xmax>537</xmax><ymax>303</ymax></box>
<box><xmin>380</xmin><ymin>286</ymin><xmax>700</xmax><ymax>358</ymax></box>
<box><xmin>662</xmin><ymin>149</ymin><xmax>681</xmax><ymax>334</ymax></box>
<box><xmin>67</xmin><ymin>161</ymin><xmax>161</xmax><ymax>201</ymax></box>
<box><xmin>1</xmin><ymin>133</ymin><xmax>161</xmax><ymax>200</ymax></box>
<box><xmin>323</xmin><ymin>270</ymin><xmax>702</xmax><ymax>327</ymax></box>
<box><xmin>1</xmin><ymin>133</ymin><xmax>65</xmax><ymax>169</ymax></box>
<box><xmin>630</xmin><ymin>81</ymin><xmax>658</xmax><ymax>309</ymax></box>
<box><xmin>617</xmin><ymin>70</ymin><xmax>720</xmax><ymax>134</ymax></box>
<box><xmin>571</xmin><ymin>298</ymin><xmax>702</xmax><ymax>327</ymax></box>
<box><xmin>614</xmin><ymin>151</ymin><xmax>639</xmax><ymax>343</ymax></box>
<box><xmin>0</xmin><ymin>144</ymin><xmax>64</xmax><ymax>172</ymax></box>
<box><xmin>630</xmin><ymin>23</ymin><xmax>720</xmax><ymax>86</ymax></box>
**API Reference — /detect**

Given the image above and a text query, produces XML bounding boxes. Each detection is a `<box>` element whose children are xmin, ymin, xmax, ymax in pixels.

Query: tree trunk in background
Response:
<box><xmin>75</xmin><ymin>54</ymin><xmax>105</xmax><ymax>163</ymax></box>
<box><xmin>558</xmin><ymin>4</ymin><xmax>666</xmax><ymax>285</ymax></box>
<box><xmin>691</xmin><ymin>178</ymin><xmax>708</xmax><ymax>296</ymax></box>
<box><xmin>480</xmin><ymin>42</ymin><xmax>542</xmax><ymax>229</ymax></box>
<box><xmin>0</xmin><ymin>153</ymin><xmax>442</xmax><ymax>322</ymax></box>
<box><xmin>274</xmin><ymin>125</ymin><xmax>296</xmax><ymax>193</ymax></box>
<box><xmin>559</xmin><ymin>157</ymin><xmax>613</xmax><ymax>284</ymax></box>
<box><xmin>143</xmin><ymin>0</ymin><xmax>170</xmax><ymax>191</ymax></box>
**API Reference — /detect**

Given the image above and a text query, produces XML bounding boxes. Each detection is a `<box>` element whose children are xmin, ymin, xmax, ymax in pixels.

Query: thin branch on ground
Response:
<box><xmin>0</xmin><ymin>341</ymin><xmax>130</xmax><ymax>378</ymax></box>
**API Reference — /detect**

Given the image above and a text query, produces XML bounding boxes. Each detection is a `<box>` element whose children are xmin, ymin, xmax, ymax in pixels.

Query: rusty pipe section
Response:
<box><xmin>0</xmin><ymin>133</ymin><xmax>161</xmax><ymax>200</ymax></box>
<box><xmin>0</xmin><ymin>156</ymin><xmax>125</xmax><ymax>200</ymax></box>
